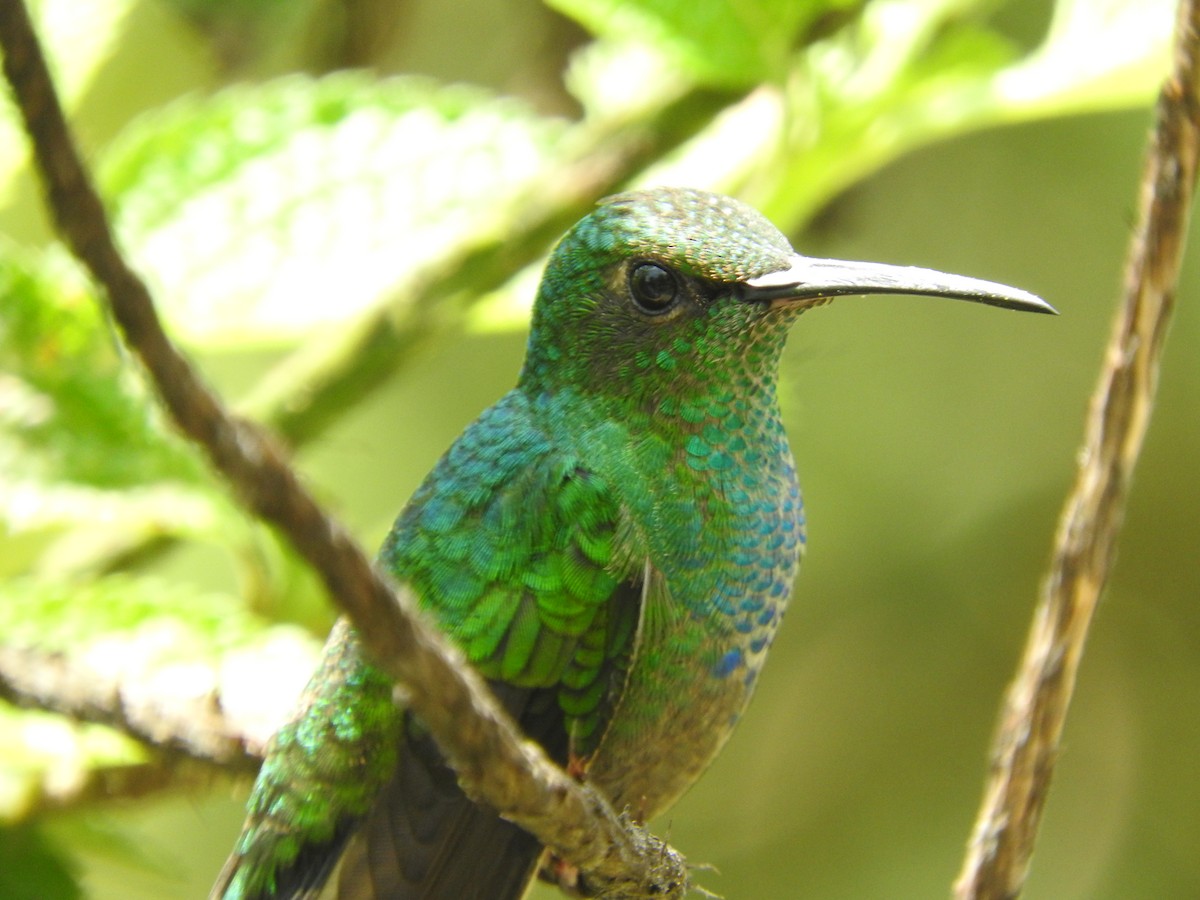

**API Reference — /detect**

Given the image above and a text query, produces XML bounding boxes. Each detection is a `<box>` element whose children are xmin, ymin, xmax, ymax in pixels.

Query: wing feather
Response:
<box><xmin>214</xmin><ymin>392</ymin><xmax>647</xmax><ymax>899</ymax></box>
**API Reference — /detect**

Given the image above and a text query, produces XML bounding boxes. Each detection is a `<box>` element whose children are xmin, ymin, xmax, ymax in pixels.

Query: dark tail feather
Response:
<box><xmin>210</xmin><ymin>798</ymin><xmax>360</xmax><ymax>900</ymax></box>
<box><xmin>333</xmin><ymin>760</ymin><xmax>541</xmax><ymax>899</ymax></box>
<box><xmin>331</xmin><ymin>683</ymin><xmax>565</xmax><ymax>900</ymax></box>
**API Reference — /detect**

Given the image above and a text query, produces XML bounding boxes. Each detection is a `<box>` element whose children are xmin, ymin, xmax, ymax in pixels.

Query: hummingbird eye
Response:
<box><xmin>628</xmin><ymin>262</ymin><xmax>679</xmax><ymax>314</ymax></box>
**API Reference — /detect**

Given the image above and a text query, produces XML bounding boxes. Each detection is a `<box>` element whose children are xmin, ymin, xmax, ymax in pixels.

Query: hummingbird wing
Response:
<box><xmin>213</xmin><ymin>391</ymin><xmax>646</xmax><ymax>900</ymax></box>
<box><xmin>328</xmin><ymin>583</ymin><xmax>641</xmax><ymax>900</ymax></box>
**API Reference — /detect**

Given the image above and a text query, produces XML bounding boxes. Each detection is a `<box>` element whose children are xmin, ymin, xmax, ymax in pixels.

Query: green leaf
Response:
<box><xmin>0</xmin><ymin>576</ymin><xmax>267</xmax><ymax>652</ymax></box>
<box><xmin>465</xmin><ymin>263</ymin><xmax>541</xmax><ymax>335</ymax></box>
<box><xmin>766</xmin><ymin>8</ymin><xmax>1017</xmax><ymax>226</ymax></box>
<box><xmin>0</xmin><ymin>823</ymin><xmax>82</xmax><ymax>900</ymax></box>
<box><xmin>990</xmin><ymin>0</ymin><xmax>1173</xmax><ymax>116</ymax></box>
<box><xmin>0</xmin><ymin>246</ymin><xmax>223</xmax><ymax>566</ymax></box>
<box><xmin>99</xmin><ymin>73</ymin><xmax>566</xmax><ymax>346</ymax></box>
<box><xmin>564</xmin><ymin>38</ymin><xmax>690</xmax><ymax>120</ymax></box>
<box><xmin>0</xmin><ymin>248</ymin><xmax>206</xmax><ymax>490</ymax></box>
<box><xmin>752</xmin><ymin>0</ymin><xmax>1169</xmax><ymax>232</ymax></box>
<box><xmin>548</xmin><ymin>0</ymin><xmax>842</xmax><ymax>87</ymax></box>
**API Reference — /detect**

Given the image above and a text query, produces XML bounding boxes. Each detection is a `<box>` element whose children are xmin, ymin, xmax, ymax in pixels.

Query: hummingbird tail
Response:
<box><xmin>329</xmin><ymin>682</ymin><xmax>566</xmax><ymax>899</ymax></box>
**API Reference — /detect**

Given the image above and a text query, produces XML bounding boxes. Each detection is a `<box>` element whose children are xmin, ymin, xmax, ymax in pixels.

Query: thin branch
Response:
<box><xmin>0</xmin><ymin>4</ymin><xmax>686</xmax><ymax>897</ymax></box>
<box><xmin>0</xmin><ymin>644</ymin><xmax>260</xmax><ymax>772</ymax></box>
<box><xmin>954</xmin><ymin>2</ymin><xmax>1200</xmax><ymax>897</ymax></box>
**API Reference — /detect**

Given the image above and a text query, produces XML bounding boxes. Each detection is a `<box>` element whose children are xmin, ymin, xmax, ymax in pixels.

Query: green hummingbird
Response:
<box><xmin>211</xmin><ymin>187</ymin><xmax>1053</xmax><ymax>899</ymax></box>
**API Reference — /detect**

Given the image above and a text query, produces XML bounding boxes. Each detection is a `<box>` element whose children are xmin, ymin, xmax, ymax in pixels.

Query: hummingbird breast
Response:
<box><xmin>557</xmin><ymin>384</ymin><xmax>806</xmax><ymax>817</ymax></box>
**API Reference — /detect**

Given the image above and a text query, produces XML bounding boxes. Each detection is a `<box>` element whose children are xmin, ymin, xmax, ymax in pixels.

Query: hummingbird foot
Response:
<box><xmin>536</xmin><ymin>852</ymin><xmax>587</xmax><ymax>897</ymax></box>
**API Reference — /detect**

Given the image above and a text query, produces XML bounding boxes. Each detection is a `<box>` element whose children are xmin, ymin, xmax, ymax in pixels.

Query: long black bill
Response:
<box><xmin>742</xmin><ymin>254</ymin><xmax>1056</xmax><ymax>314</ymax></box>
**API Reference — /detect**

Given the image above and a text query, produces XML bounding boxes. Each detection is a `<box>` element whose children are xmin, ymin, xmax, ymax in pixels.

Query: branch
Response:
<box><xmin>0</xmin><ymin>644</ymin><xmax>248</xmax><ymax>818</ymax></box>
<box><xmin>954</xmin><ymin>1</ymin><xmax>1200</xmax><ymax>897</ymax></box>
<box><xmin>0</xmin><ymin>643</ymin><xmax>259</xmax><ymax>772</ymax></box>
<box><xmin>0</xmin><ymin>5</ymin><xmax>687</xmax><ymax>897</ymax></box>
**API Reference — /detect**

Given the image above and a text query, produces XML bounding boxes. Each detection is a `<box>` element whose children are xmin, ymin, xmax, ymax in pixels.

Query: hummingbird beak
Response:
<box><xmin>741</xmin><ymin>255</ymin><xmax>1056</xmax><ymax>315</ymax></box>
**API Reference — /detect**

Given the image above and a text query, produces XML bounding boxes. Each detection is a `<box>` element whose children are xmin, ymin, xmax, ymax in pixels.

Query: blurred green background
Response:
<box><xmin>1</xmin><ymin>0</ymin><xmax>1196</xmax><ymax>898</ymax></box>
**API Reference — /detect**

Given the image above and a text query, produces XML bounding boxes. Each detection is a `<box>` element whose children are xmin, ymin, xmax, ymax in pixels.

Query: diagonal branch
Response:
<box><xmin>0</xmin><ymin>4</ymin><xmax>686</xmax><ymax>897</ymax></box>
<box><xmin>954</xmin><ymin>1</ymin><xmax>1200</xmax><ymax>897</ymax></box>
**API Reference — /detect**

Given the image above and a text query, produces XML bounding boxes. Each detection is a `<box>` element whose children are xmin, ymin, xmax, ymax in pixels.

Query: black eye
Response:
<box><xmin>629</xmin><ymin>262</ymin><xmax>679</xmax><ymax>314</ymax></box>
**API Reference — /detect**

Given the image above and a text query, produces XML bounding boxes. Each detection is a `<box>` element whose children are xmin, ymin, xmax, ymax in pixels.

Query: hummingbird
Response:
<box><xmin>212</xmin><ymin>187</ymin><xmax>1053</xmax><ymax>899</ymax></box>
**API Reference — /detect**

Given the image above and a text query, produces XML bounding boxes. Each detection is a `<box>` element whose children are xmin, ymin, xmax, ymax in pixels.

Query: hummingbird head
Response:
<box><xmin>519</xmin><ymin>187</ymin><xmax>1052</xmax><ymax>402</ymax></box>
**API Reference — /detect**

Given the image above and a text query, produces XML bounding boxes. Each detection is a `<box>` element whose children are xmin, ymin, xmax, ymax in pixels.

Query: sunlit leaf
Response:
<box><xmin>564</xmin><ymin>39</ymin><xmax>688</xmax><ymax>120</ymax></box>
<box><xmin>992</xmin><ymin>0</ymin><xmax>1173</xmax><ymax>116</ymax></box>
<box><xmin>0</xmin><ymin>247</ymin><xmax>221</xmax><ymax>568</ymax></box>
<box><xmin>0</xmin><ymin>249</ymin><xmax>205</xmax><ymax>491</ymax></box>
<box><xmin>757</xmin><ymin>0</ymin><xmax>1169</xmax><ymax>231</ymax></box>
<box><xmin>463</xmin><ymin>264</ymin><xmax>541</xmax><ymax>335</ymax></box>
<box><xmin>548</xmin><ymin>0</ymin><xmax>843</xmax><ymax>87</ymax></box>
<box><xmin>100</xmin><ymin>73</ymin><xmax>566</xmax><ymax>346</ymax></box>
<box><xmin>0</xmin><ymin>576</ymin><xmax>277</xmax><ymax>669</ymax></box>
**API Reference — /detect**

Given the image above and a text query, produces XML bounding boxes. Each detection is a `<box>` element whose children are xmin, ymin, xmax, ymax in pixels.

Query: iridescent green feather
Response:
<box><xmin>217</xmin><ymin>388</ymin><xmax>645</xmax><ymax>896</ymax></box>
<box><xmin>219</xmin><ymin>623</ymin><xmax>402</xmax><ymax>899</ymax></box>
<box><xmin>382</xmin><ymin>391</ymin><xmax>641</xmax><ymax>700</ymax></box>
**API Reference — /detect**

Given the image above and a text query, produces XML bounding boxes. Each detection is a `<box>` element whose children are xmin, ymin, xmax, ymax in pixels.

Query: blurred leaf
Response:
<box><xmin>548</xmin><ymin>0</ymin><xmax>842</xmax><ymax>87</ymax></box>
<box><xmin>99</xmin><ymin>73</ymin><xmax>566</xmax><ymax>346</ymax></box>
<box><xmin>767</xmin><ymin>4</ymin><xmax>1016</xmax><ymax>226</ymax></box>
<box><xmin>563</xmin><ymin>39</ymin><xmax>689</xmax><ymax>120</ymax></box>
<box><xmin>759</xmin><ymin>0</ymin><xmax>1169</xmax><ymax>230</ymax></box>
<box><xmin>464</xmin><ymin>263</ymin><xmax>541</xmax><ymax>335</ymax></box>
<box><xmin>0</xmin><ymin>705</ymin><xmax>146</xmax><ymax>823</ymax></box>
<box><xmin>0</xmin><ymin>482</ymin><xmax>223</xmax><ymax>580</ymax></box>
<box><xmin>0</xmin><ymin>247</ymin><xmax>224</xmax><ymax>571</ymax></box>
<box><xmin>0</xmin><ymin>575</ymin><xmax>266</xmax><ymax>652</ymax></box>
<box><xmin>992</xmin><ymin>0</ymin><xmax>1173</xmax><ymax>115</ymax></box>
<box><xmin>0</xmin><ymin>248</ymin><xmax>205</xmax><ymax>490</ymax></box>
<box><xmin>0</xmin><ymin>823</ymin><xmax>82</xmax><ymax>899</ymax></box>
<box><xmin>42</xmin><ymin>813</ymin><xmax>186</xmax><ymax>899</ymax></box>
